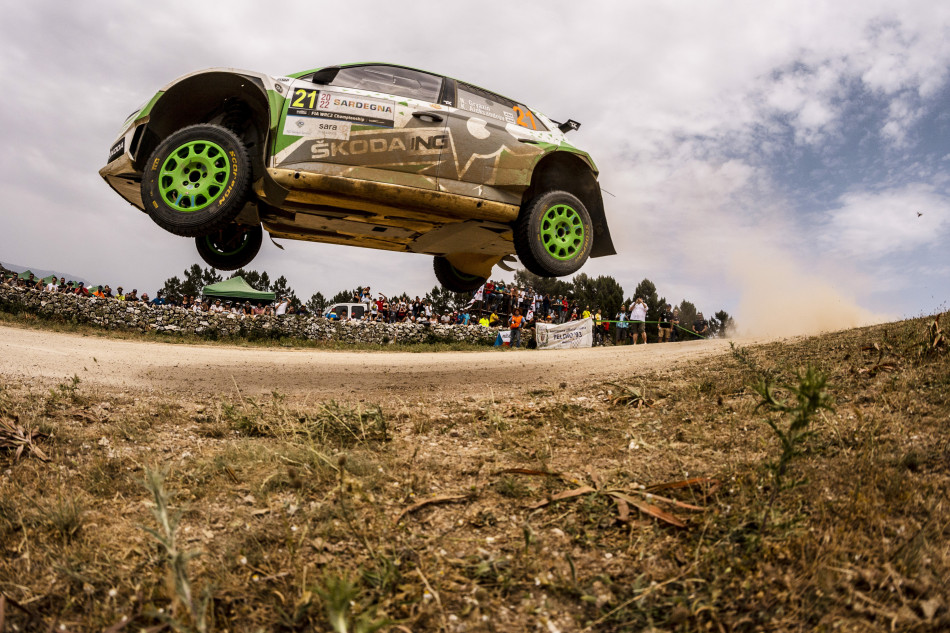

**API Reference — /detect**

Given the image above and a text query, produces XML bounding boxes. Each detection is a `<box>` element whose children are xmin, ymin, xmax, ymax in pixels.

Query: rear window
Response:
<box><xmin>457</xmin><ymin>83</ymin><xmax>547</xmax><ymax>131</ymax></box>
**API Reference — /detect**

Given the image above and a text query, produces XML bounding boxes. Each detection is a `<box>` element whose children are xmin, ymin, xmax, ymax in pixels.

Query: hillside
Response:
<box><xmin>0</xmin><ymin>315</ymin><xmax>947</xmax><ymax>631</ymax></box>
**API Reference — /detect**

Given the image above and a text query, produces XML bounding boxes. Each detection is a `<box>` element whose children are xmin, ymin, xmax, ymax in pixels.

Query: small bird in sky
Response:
<box><xmin>917</xmin><ymin>211</ymin><xmax>923</xmax><ymax>217</ymax></box>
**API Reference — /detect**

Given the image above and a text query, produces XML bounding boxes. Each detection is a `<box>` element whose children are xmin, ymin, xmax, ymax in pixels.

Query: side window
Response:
<box><xmin>330</xmin><ymin>66</ymin><xmax>442</xmax><ymax>102</ymax></box>
<box><xmin>334</xmin><ymin>306</ymin><xmax>348</xmax><ymax>319</ymax></box>
<box><xmin>456</xmin><ymin>83</ymin><xmax>547</xmax><ymax>131</ymax></box>
<box><xmin>352</xmin><ymin>305</ymin><xmax>366</xmax><ymax>319</ymax></box>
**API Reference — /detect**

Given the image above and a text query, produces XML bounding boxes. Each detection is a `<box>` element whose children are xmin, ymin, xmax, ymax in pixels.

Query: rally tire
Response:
<box><xmin>195</xmin><ymin>224</ymin><xmax>263</xmax><ymax>271</ymax></box>
<box><xmin>433</xmin><ymin>256</ymin><xmax>488</xmax><ymax>293</ymax></box>
<box><xmin>141</xmin><ymin>124</ymin><xmax>251</xmax><ymax>238</ymax></box>
<box><xmin>514</xmin><ymin>190</ymin><xmax>593</xmax><ymax>277</ymax></box>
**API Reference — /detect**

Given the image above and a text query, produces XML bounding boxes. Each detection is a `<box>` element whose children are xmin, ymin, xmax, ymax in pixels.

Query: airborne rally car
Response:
<box><xmin>99</xmin><ymin>63</ymin><xmax>615</xmax><ymax>290</ymax></box>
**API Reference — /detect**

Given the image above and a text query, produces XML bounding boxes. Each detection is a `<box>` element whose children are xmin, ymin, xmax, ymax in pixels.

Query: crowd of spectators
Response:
<box><xmin>2</xmin><ymin>272</ymin><xmax>718</xmax><ymax>343</ymax></box>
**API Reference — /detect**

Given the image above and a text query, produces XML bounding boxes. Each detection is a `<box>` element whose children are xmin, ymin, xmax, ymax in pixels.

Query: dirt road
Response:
<box><xmin>0</xmin><ymin>324</ymin><xmax>737</xmax><ymax>401</ymax></box>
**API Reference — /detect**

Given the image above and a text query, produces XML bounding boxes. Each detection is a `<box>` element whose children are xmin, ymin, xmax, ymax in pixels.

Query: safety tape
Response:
<box><xmin>595</xmin><ymin>319</ymin><xmax>708</xmax><ymax>339</ymax></box>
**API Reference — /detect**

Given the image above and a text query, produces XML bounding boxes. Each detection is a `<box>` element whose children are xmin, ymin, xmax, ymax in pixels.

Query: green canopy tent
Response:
<box><xmin>40</xmin><ymin>275</ymin><xmax>57</xmax><ymax>285</ymax></box>
<box><xmin>17</xmin><ymin>270</ymin><xmax>36</xmax><ymax>280</ymax></box>
<box><xmin>201</xmin><ymin>276</ymin><xmax>275</xmax><ymax>303</ymax></box>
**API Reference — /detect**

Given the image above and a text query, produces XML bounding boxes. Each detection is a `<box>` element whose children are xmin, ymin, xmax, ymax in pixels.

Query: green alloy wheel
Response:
<box><xmin>195</xmin><ymin>224</ymin><xmax>263</xmax><ymax>271</ymax></box>
<box><xmin>515</xmin><ymin>190</ymin><xmax>593</xmax><ymax>277</ymax></box>
<box><xmin>142</xmin><ymin>124</ymin><xmax>250</xmax><ymax>238</ymax></box>
<box><xmin>539</xmin><ymin>203</ymin><xmax>585</xmax><ymax>261</ymax></box>
<box><xmin>433</xmin><ymin>256</ymin><xmax>488</xmax><ymax>293</ymax></box>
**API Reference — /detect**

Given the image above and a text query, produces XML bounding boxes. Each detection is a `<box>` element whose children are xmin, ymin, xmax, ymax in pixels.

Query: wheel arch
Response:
<box><xmin>523</xmin><ymin>151</ymin><xmax>616</xmax><ymax>258</ymax></box>
<box><xmin>133</xmin><ymin>71</ymin><xmax>274</xmax><ymax>182</ymax></box>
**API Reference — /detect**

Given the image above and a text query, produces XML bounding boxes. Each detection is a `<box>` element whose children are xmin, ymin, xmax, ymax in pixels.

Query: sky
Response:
<box><xmin>1</xmin><ymin>1</ymin><xmax>948</xmax><ymax>334</ymax></box>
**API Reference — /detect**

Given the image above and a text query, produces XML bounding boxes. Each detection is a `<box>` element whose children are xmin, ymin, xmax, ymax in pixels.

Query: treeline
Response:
<box><xmin>160</xmin><ymin>265</ymin><xmax>735</xmax><ymax>336</ymax></box>
<box><xmin>159</xmin><ymin>265</ymin><xmax>472</xmax><ymax>315</ymax></box>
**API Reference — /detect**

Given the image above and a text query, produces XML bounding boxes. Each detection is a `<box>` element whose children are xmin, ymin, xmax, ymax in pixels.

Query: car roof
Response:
<box><xmin>287</xmin><ymin>62</ymin><xmax>530</xmax><ymax>109</ymax></box>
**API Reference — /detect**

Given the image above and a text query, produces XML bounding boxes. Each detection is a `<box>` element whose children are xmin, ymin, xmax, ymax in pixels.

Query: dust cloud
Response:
<box><xmin>730</xmin><ymin>249</ymin><xmax>887</xmax><ymax>338</ymax></box>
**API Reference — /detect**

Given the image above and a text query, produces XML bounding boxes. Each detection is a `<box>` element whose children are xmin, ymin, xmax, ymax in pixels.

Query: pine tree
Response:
<box><xmin>307</xmin><ymin>292</ymin><xmax>327</xmax><ymax>314</ymax></box>
<box><xmin>714</xmin><ymin>309</ymin><xmax>734</xmax><ymax>337</ymax></box>
<box><xmin>160</xmin><ymin>275</ymin><xmax>184</xmax><ymax>304</ymax></box>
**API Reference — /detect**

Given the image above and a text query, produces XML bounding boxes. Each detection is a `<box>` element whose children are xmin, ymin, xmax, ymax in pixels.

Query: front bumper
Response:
<box><xmin>99</xmin><ymin>153</ymin><xmax>144</xmax><ymax>211</ymax></box>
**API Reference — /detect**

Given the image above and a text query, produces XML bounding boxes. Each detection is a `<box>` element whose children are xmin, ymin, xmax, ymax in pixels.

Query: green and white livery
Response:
<box><xmin>100</xmin><ymin>63</ymin><xmax>615</xmax><ymax>289</ymax></box>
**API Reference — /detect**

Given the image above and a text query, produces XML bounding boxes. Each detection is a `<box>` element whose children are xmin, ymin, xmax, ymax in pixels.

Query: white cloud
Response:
<box><xmin>821</xmin><ymin>185</ymin><xmax>950</xmax><ymax>258</ymax></box>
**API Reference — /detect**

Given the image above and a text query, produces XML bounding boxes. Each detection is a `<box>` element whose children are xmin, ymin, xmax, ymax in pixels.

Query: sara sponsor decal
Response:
<box><xmin>288</xmin><ymin>88</ymin><xmax>395</xmax><ymax>129</ymax></box>
<box><xmin>283</xmin><ymin>117</ymin><xmax>352</xmax><ymax>140</ymax></box>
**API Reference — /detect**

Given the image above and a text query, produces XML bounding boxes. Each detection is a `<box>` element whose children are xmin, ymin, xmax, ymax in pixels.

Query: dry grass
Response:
<box><xmin>0</xmin><ymin>316</ymin><xmax>948</xmax><ymax>632</ymax></box>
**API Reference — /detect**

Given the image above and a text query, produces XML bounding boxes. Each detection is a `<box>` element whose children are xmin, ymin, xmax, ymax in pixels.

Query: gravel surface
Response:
<box><xmin>0</xmin><ymin>324</ymin><xmax>740</xmax><ymax>401</ymax></box>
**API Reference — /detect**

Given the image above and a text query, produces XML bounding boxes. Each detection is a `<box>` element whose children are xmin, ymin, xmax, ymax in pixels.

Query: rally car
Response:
<box><xmin>99</xmin><ymin>63</ymin><xmax>615</xmax><ymax>291</ymax></box>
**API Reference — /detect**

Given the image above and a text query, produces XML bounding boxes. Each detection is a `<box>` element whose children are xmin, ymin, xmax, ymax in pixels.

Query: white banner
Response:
<box><xmin>536</xmin><ymin>318</ymin><xmax>593</xmax><ymax>349</ymax></box>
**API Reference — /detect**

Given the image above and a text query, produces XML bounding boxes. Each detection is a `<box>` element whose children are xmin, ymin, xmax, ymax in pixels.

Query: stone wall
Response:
<box><xmin>0</xmin><ymin>286</ymin><xmax>496</xmax><ymax>346</ymax></box>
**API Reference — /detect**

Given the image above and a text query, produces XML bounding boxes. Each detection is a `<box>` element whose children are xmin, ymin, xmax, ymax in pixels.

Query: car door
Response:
<box><xmin>275</xmin><ymin>64</ymin><xmax>448</xmax><ymax>191</ymax></box>
<box><xmin>437</xmin><ymin>81</ymin><xmax>546</xmax><ymax>205</ymax></box>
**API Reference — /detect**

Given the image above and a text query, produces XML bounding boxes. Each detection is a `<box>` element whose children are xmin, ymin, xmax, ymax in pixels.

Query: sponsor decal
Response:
<box><xmin>310</xmin><ymin>132</ymin><xmax>446</xmax><ymax>160</ymax></box>
<box><xmin>289</xmin><ymin>88</ymin><xmax>395</xmax><ymax>128</ymax></box>
<box><xmin>108</xmin><ymin>137</ymin><xmax>125</xmax><ymax>162</ymax></box>
<box><xmin>283</xmin><ymin>116</ymin><xmax>352</xmax><ymax>140</ymax></box>
<box><xmin>458</xmin><ymin>96</ymin><xmax>510</xmax><ymax>124</ymax></box>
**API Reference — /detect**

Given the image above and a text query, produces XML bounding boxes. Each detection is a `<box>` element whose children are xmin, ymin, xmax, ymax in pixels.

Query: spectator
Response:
<box><xmin>658</xmin><ymin>304</ymin><xmax>674</xmax><ymax>343</ymax></box>
<box><xmin>629</xmin><ymin>297</ymin><xmax>648</xmax><ymax>345</ymax></box>
<box><xmin>693</xmin><ymin>312</ymin><xmax>709</xmax><ymax>338</ymax></box>
<box><xmin>615</xmin><ymin>304</ymin><xmax>629</xmax><ymax>345</ymax></box>
<box><xmin>116</xmin><ymin>286</ymin><xmax>125</xmax><ymax>301</ymax></box>
<box><xmin>126</xmin><ymin>289</ymin><xmax>139</xmax><ymax>302</ymax></box>
<box><xmin>44</xmin><ymin>277</ymin><xmax>57</xmax><ymax>292</ymax></box>
<box><xmin>671</xmin><ymin>307</ymin><xmax>681</xmax><ymax>342</ymax></box>
<box><xmin>275</xmin><ymin>296</ymin><xmax>290</xmax><ymax>316</ymax></box>
<box><xmin>593</xmin><ymin>309</ymin><xmax>605</xmax><ymax>346</ymax></box>
<box><xmin>150</xmin><ymin>290</ymin><xmax>166</xmax><ymax>307</ymax></box>
<box><xmin>508</xmin><ymin>308</ymin><xmax>525</xmax><ymax>349</ymax></box>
